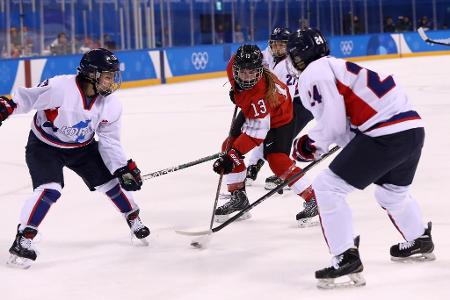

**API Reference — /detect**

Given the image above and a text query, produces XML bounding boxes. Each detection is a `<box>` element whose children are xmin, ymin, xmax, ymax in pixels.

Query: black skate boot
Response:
<box><xmin>296</xmin><ymin>198</ymin><xmax>319</xmax><ymax>227</ymax></box>
<box><xmin>315</xmin><ymin>236</ymin><xmax>365</xmax><ymax>289</ymax></box>
<box><xmin>390</xmin><ymin>222</ymin><xmax>435</xmax><ymax>262</ymax></box>
<box><xmin>7</xmin><ymin>225</ymin><xmax>38</xmax><ymax>269</ymax></box>
<box><xmin>126</xmin><ymin>209</ymin><xmax>150</xmax><ymax>246</ymax></box>
<box><xmin>264</xmin><ymin>175</ymin><xmax>286</xmax><ymax>194</ymax></box>
<box><xmin>214</xmin><ymin>188</ymin><xmax>251</xmax><ymax>223</ymax></box>
<box><xmin>245</xmin><ymin>159</ymin><xmax>265</xmax><ymax>186</ymax></box>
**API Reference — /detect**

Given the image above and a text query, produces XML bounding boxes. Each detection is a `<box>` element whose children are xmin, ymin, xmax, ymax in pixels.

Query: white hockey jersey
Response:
<box><xmin>298</xmin><ymin>56</ymin><xmax>424</xmax><ymax>155</ymax></box>
<box><xmin>262</xmin><ymin>47</ymin><xmax>299</xmax><ymax>100</ymax></box>
<box><xmin>12</xmin><ymin>74</ymin><xmax>127</xmax><ymax>173</ymax></box>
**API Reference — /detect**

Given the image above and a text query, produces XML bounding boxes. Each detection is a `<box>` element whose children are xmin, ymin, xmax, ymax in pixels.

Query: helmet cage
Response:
<box><xmin>269</xmin><ymin>40</ymin><xmax>288</xmax><ymax>58</ymax></box>
<box><xmin>233</xmin><ymin>64</ymin><xmax>263</xmax><ymax>90</ymax></box>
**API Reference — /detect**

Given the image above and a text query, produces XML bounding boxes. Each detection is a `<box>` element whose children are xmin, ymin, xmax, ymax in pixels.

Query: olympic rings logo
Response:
<box><xmin>191</xmin><ymin>52</ymin><xmax>209</xmax><ymax>70</ymax></box>
<box><xmin>340</xmin><ymin>40</ymin><xmax>354</xmax><ymax>55</ymax></box>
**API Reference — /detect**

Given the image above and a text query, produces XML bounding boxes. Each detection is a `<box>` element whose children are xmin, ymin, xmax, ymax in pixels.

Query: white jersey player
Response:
<box><xmin>0</xmin><ymin>48</ymin><xmax>150</xmax><ymax>269</ymax></box>
<box><xmin>287</xmin><ymin>28</ymin><xmax>435</xmax><ymax>289</ymax></box>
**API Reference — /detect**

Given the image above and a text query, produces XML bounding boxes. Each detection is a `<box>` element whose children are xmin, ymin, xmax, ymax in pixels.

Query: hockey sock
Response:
<box><xmin>106</xmin><ymin>184</ymin><xmax>135</xmax><ymax>213</ymax></box>
<box><xmin>22</xmin><ymin>188</ymin><xmax>61</xmax><ymax>228</ymax></box>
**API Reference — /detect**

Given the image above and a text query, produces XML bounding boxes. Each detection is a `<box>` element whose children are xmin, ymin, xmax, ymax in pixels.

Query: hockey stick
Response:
<box><xmin>177</xmin><ymin>145</ymin><xmax>340</xmax><ymax>238</ymax></box>
<box><xmin>418</xmin><ymin>27</ymin><xmax>450</xmax><ymax>46</ymax></box>
<box><xmin>142</xmin><ymin>152</ymin><xmax>222</xmax><ymax>180</ymax></box>
<box><xmin>189</xmin><ymin>106</ymin><xmax>239</xmax><ymax>248</ymax></box>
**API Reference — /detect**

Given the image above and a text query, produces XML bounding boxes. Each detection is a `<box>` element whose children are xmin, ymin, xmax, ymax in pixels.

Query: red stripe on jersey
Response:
<box><xmin>336</xmin><ymin>79</ymin><xmax>377</xmax><ymax>126</ymax></box>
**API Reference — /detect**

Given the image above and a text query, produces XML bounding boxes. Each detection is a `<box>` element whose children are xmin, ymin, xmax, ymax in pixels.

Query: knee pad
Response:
<box><xmin>374</xmin><ymin>183</ymin><xmax>409</xmax><ymax>210</ymax></box>
<box><xmin>95</xmin><ymin>178</ymin><xmax>121</xmax><ymax>193</ymax></box>
<box><xmin>312</xmin><ymin>169</ymin><xmax>354</xmax><ymax>213</ymax></box>
<box><xmin>34</xmin><ymin>183</ymin><xmax>62</xmax><ymax>204</ymax></box>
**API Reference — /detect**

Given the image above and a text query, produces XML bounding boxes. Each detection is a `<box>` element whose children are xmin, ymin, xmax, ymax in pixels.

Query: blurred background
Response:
<box><xmin>1</xmin><ymin>0</ymin><xmax>449</xmax><ymax>59</ymax></box>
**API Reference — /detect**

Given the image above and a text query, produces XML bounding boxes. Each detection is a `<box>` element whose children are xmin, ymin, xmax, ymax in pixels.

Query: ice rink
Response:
<box><xmin>1</xmin><ymin>54</ymin><xmax>449</xmax><ymax>300</ymax></box>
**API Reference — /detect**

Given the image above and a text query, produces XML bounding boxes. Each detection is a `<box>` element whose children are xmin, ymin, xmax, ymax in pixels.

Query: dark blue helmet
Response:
<box><xmin>287</xmin><ymin>28</ymin><xmax>330</xmax><ymax>72</ymax></box>
<box><xmin>77</xmin><ymin>48</ymin><xmax>122</xmax><ymax>96</ymax></box>
<box><xmin>232</xmin><ymin>44</ymin><xmax>264</xmax><ymax>90</ymax></box>
<box><xmin>270</xmin><ymin>27</ymin><xmax>291</xmax><ymax>41</ymax></box>
<box><xmin>269</xmin><ymin>27</ymin><xmax>291</xmax><ymax>58</ymax></box>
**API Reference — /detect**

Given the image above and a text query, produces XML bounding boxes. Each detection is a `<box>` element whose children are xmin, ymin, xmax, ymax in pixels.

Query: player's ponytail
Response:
<box><xmin>263</xmin><ymin>69</ymin><xmax>282</xmax><ymax>109</ymax></box>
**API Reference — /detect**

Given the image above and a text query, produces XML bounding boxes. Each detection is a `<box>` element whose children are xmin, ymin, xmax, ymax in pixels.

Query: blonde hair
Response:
<box><xmin>263</xmin><ymin>68</ymin><xmax>282</xmax><ymax>109</ymax></box>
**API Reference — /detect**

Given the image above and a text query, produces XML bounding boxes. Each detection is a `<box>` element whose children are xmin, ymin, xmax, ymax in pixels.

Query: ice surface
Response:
<box><xmin>1</xmin><ymin>55</ymin><xmax>449</xmax><ymax>299</ymax></box>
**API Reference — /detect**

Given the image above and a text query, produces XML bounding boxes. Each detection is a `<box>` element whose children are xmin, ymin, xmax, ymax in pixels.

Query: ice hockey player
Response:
<box><xmin>247</xmin><ymin>27</ymin><xmax>313</xmax><ymax>197</ymax></box>
<box><xmin>286</xmin><ymin>28</ymin><xmax>435</xmax><ymax>288</ymax></box>
<box><xmin>0</xmin><ymin>48</ymin><xmax>150</xmax><ymax>269</ymax></box>
<box><xmin>212</xmin><ymin>44</ymin><xmax>317</xmax><ymax>225</ymax></box>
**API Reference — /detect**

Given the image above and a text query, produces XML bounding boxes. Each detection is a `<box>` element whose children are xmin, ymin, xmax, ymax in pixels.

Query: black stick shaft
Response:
<box><xmin>142</xmin><ymin>152</ymin><xmax>222</xmax><ymax>180</ymax></box>
<box><xmin>209</xmin><ymin>106</ymin><xmax>239</xmax><ymax>230</ymax></box>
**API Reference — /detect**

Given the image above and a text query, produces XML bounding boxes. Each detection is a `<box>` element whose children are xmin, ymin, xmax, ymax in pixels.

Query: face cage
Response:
<box><xmin>95</xmin><ymin>70</ymin><xmax>122</xmax><ymax>96</ymax></box>
<box><xmin>269</xmin><ymin>40</ymin><xmax>288</xmax><ymax>58</ymax></box>
<box><xmin>233</xmin><ymin>66</ymin><xmax>263</xmax><ymax>90</ymax></box>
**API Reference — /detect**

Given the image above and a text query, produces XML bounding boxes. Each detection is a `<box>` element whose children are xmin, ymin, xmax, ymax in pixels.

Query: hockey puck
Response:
<box><xmin>190</xmin><ymin>234</ymin><xmax>211</xmax><ymax>249</ymax></box>
<box><xmin>190</xmin><ymin>241</ymin><xmax>202</xmax><ymax>249</ymax></box>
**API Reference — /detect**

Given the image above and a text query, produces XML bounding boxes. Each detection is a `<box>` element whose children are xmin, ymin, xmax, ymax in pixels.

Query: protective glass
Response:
<box><xmin>97</xmin><ymin>71</ymin><xmax>122</xmax><ymax>96</ymax></box>
<box><xmin>269</xmin><ymin>40</ymin><xmax>288</xmax><ymax>58</ymax></box>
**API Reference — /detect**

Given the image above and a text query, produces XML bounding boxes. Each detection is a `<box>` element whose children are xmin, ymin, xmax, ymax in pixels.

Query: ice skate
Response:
<box><xmin>7</xmin><ymin>226</ymin><xmax>38</xmax><ymax>269</ymax></box>
<box><xmin>245</xmin><ymin>159</ymin><xmax>265</xmax><ymax>186</ymax></box>
<box><xmin>296</xmin><ymin>198</ymin><xmax>319</xmax><ymax>227</ymax></box>
<box><xmin>126</xmin><ymin>209</ymin><xmax>150</xmax><ymax>246</ymax></box>
<box><xmin>390</xmin><ymin>222</ymin><xmax>435</xmax><ymax>262</ymax></box>
<box><xmin>315</xmin><ymin>236</ymin><xmax>366</xmax><ymax>289</ymax></box>
<box><xmin>214</xmin><ymin>188</ymin><xmax>251</xmax><ymax>223</ymax></box>
<box><xmin>264</xmin><ymin>175</ymin><xmax>288</xmax><ymax>194</ymax></box>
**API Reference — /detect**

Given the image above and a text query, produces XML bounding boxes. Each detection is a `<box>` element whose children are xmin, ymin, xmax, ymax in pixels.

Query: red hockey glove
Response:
<box><xmin>292</xmin><ymin>135</ymin><xmax>316</xmax><ymax>162</ymax></box>
<box><xmin>114</xmin><ymin>159</ymin><xmax>143</xmax><ymax>191</ymax></box>
<box><xmin>213</xmin><ymin>148</ymin><xmax>244</xmax><ymax>175</ymax></box>
<box><xmin>0</xmin><ymin>96</ymin><xmax>17</xmax><ymax>127</ymax></box>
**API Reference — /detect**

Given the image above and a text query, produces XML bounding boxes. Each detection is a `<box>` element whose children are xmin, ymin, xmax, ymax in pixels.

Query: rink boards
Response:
<box><xmin>1</xmin><ymin>29</ymin><xmax>450</xmax><ymax>95</ymax></box>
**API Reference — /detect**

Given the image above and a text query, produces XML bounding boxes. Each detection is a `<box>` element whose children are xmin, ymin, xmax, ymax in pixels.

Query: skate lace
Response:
<box><xmin>399</xmin><ymin>240</ymin><xmax>415</xmax><ymax>250</ymax></box>
<box><xmin>129</xmin><ymin>217</ymin><xmax>145</xmax><ymax>233</ymax></box>
<box><xmin>332</xmin><ymin>254</ymin><xmax>344</xmax><ymax>269</ymax></box>
<box><xmin>219</xmin><ymin>191</ymin><xmax>247</xmax><ymax>210</ymax></box>
<box><xmin>19</xmin><ymin>236</ymin><xmax>35</xmax><ymax>251</ymax></box>
<box><xmin>303</xmin><ymin>200</ymin><xmax>318</xmax><ymax>214</ymax></box>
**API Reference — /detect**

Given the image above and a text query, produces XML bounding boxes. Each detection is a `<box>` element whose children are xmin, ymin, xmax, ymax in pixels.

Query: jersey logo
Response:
<box><xmin>59</xmin><ymin>119</ymin><xmax>93</xmax><ymax>143</ymax></box>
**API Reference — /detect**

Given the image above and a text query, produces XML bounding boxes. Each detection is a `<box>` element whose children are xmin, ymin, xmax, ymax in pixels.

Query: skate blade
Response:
<box><xmin>391</xmin><ymin>252</ymin><xmax>436</xmax><ymax>263</ymax></box>
<box><xmin>264</xmin><ymin>183</ymin><xmax>288</xmax><ymax>190</ymax></box>
<box><xmin>214</xmin><ymin>212</ymin><xmax>252</xmax><ymax>223</ymax></box>
<box><xmin>6</xmin><ymin>254</ymin><xmax>33</xmax><ymax>269</ymax></box>
<box><xmin>297</xmin><ymin>217</ymin><xmax>320</xmax><ymax>228</ymax></box>
<box><xmin>317</xmin><ymin>272</ymin><xmax>366</xmax><ymax>289</ymax></box>
<box><xmin>130</xmin><ymin>234</ymin><xmax>149</xmax><ymax>247</ymax></box>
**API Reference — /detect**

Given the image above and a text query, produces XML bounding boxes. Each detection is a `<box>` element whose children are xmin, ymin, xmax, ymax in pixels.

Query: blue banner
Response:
<box><xmin>403</xmin><ymin>30</ymin><xmax>450</xmax><ymax>52</ymax></box>
<box><xmin>116</xmin><ymin>50</ymin><xmax>158</xmax><ymax>82</ymax></box>
<box><xmin>329</xmin><ymin>33</ymin><xmax>398</xmax><ymax>58</ymax></box>
<box><xmin>0</xmin><ymin>59</ymin><xmax>20</xmax><ymax>95</ymax></box>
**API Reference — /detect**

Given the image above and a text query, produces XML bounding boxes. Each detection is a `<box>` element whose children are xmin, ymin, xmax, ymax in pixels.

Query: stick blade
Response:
<box><xmin>175</xmin><ymin>229</ymin><xmax>213</xmax><ymax>236</ymax></box>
